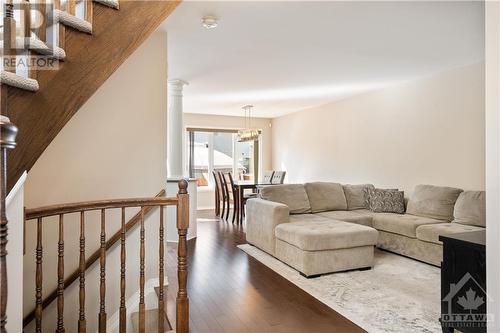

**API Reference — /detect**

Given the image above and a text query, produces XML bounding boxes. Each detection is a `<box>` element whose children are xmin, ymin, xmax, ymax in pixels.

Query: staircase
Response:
<box><xmin>130</xmin><ymin>286</ymin><xmax>172</xmax><ymax>332</ymax></box>
<box><xmin>0</xmin><ymin>0</ymin><xmax>188</xmax><ymax>331</ymax></box>
<box><xmin>1</xmin><ymin>0</ymin><xmax>179</xmax><ymax>191</ymax></box>
<box><xmin>0</xmin><ymin>118</ymin><xmax>191</xmax><ymax>331</ymax></box>
<box><xmin>20</xmin><ymin>182</ymin><xmax>190</xmax><ymax>333</ymax></box>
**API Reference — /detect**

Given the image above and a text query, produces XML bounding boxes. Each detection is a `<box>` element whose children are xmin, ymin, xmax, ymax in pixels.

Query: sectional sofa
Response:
<box><xmin>246</xmin><ymin>183</ymin><xmax>485</xmax><ymax>277</ymax></box>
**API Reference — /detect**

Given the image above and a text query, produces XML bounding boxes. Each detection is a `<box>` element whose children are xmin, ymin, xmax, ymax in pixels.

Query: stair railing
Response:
<box><xmin>22</xmin><ymin>180</ymin><xmax>189</xmax><ymax>333</ymax></box>
<box><xmin>0</xmin><ymin>116</ymin><xmax>19</xmax><ymax>331</ymax></box>
<box><xmin>22</xmin><ymin>181</ymin><xmax>190</xmax><ymax>333</ymax></box>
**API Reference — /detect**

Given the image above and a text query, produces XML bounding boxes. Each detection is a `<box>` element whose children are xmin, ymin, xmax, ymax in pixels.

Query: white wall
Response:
<box><xmin>5</xmin><ymin>172</ymin><xmax>27</xmax><ymax>333</ymax></box>
<box><xmin>272</xmin><ymin>63</ymin><xmax>485</xmax><ymax>193</ymax></box>
<box><xmin>183</xmin><ymin>113</ymin><xmax>272</xmax><ymax>209</ymax></box>
<box><xmin>23</xmin><ymin>31</ymin><xmax>168</xmax><ymax>332</ymax></box>
<box><xmin>486</xmin><ymin>2</ymin><xmax>500</xmax><ymax>330</ymax></box>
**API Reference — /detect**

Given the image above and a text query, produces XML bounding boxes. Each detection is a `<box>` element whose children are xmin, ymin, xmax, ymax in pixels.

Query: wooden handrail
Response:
<box><xmin>25</xmin><ymin>195</ymin><xmax>176</xmax><ymax>219</ymax></box>
<box><xmin>23</xmin><ymin>189</ymin><xmax>167</xmax><ymax>327</ymax></box>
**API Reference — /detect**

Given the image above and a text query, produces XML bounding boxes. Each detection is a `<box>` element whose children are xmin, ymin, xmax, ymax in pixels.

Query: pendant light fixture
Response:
<box><xmin>237</xmin><ymin>105</ymin><xmax>260</xmax><ymax>142</ymax></box>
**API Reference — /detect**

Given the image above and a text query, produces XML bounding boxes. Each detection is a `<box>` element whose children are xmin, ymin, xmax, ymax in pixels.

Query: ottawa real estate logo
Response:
<box><xmin>442</xmin><ymin>272</ymin><xmax>492</xmax><ymax>328</ymax></box>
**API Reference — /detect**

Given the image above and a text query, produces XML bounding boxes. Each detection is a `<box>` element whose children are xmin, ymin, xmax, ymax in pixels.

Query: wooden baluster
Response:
<box><xmin>84</xmin><ymin>0</ymin><xmax>93</xmax><ymax>26</ymax></box>
<box><xmin>3</xmin><ymin>0</ymin><xmax>16</xmax><ymax>73</ymax></box>
<box><xmin>66</xmin><ymin>0</ymin><xmax>76</xmax><ymax>15</ymax></box>
<box><xmin>22</xmin><ymin>0</ymin><xmax>36</xmax><ymax>79</ymax></box>
<box><xmin>56</xmin><ymin>214</ymin><xmax>65</xmax><ymax>332</ymax></box>
<box><xmin>78</xmin><ymin>211</ymin><xmax>86</xmax><ymax>332</ymax></box>
<box><xmin>52</xmin><ymin>0</ymin><xmax>65</xmax><ymax>50</ymax></box>
<box><xmin>158</xmin><ymin>206</ymin><xmax>165</xmax><ymax>333</ymax></box>
<box><xmin>35</xmin><ymin>218</ymin><xmax>43</xmax><ymax>333</ymax></box>
<box><xmin>176</xmin><ymin>180</ymin><xmax>189</xmax><ymax>333</ymax></box>
<box><xmin>34</xmin><ymin>0</ymin><xmax>46</xmax><ymax>42</ymax></box>
<box><xmin>139</xmin><ymin>207</ymin><xmax>145</xmax><ymax>333</ymax></box>
<box><xmin>98</xmin><ymin>209</ymin><xmax>106</xmax><ymax>332</ymax></box>
<box><xmin>0</xmin><ymin>117</ymin><xmax>18</xmax><ymax>332</ymax></box>
<box><xmin>119</xmin><ymin>207</ymin><xmax>126</xmax><ymax>333</ymax></box>
<box><xmin>2</xmin><ymin>1</ymin><xmax>16</xmax><ymax>115</ymax></box>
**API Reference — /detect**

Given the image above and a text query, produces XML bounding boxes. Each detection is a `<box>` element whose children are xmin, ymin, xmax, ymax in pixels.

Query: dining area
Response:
<box><xmin>213</xmin><ymin>171</ymin><xmax>286</xmax><ymax>223</ymax></box>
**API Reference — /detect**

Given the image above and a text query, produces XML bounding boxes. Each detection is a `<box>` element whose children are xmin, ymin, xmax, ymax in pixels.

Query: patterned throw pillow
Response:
<box><xmin>363</xmin><ymin>187</ymin><xmax>397</xmax><ymax>208</ymax></box>
<box><xmin>365</xmin><ymin>188</ymin><xmax>405</xmax><ymax>214</ymax></box>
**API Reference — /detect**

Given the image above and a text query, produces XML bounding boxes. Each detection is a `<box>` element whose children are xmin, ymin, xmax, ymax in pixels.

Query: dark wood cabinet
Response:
<box><xmin>440</xmin><ymin>230</ymin><xmax>486</xmax><ymax>333</ymax></box>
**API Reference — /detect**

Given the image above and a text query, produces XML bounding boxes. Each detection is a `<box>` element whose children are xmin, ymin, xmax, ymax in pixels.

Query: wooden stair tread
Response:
<box><xmin>131</xmin><ymin>309</ymin><xmax>173</xmax><ymax>333</ymax></box>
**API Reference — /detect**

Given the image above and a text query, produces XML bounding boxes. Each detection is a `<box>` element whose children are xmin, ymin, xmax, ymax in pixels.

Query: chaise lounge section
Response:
<box><xmin>275</xmin><ymin>217</ymin><xmax>378</xmax><ymax>277</ymax></box>
<box><xmin>246</xmin><ymin>182</ymin><xmax>485</xmax><ymax>276</ymax></box>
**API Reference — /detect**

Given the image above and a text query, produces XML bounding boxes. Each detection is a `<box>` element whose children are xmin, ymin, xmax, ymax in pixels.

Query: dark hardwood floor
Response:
<box><xmin>166</xmin><ymin>210</ymin><xmax>365</xmax><ymax>333</ymax></box>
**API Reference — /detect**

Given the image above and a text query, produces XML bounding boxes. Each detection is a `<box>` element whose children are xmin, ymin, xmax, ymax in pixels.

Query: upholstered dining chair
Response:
<box><xmin>262</xmin><ymin>171</ymin><xmax>274</xmax><ymax>184</ymax></box>
<box><xmin>271</xmin><ymin>171</ymin><xmax>286</xmax><ymax>184</ymax></box>
<box><xmin>212</xmin><ymin>171</ymin><xmax>224</xmax><ymax>217</ymax></box>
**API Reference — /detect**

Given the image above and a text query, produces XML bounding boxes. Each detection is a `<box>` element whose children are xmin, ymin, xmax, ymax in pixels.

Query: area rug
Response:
<box><xmin>238</xmin><ymin>244</ymin><xmax>441</xmax><ymax>333</ymax></box>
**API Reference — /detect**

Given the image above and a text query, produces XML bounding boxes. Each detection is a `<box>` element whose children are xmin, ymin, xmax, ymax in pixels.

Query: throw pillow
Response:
<box><xmin>366</xmin><ymin>188</ymin><xmax>405</xmax><ymax>214</ymax></box>
<box><xmin>343</xmin><ymin>184</ymin><xmax>375</xmax><ymax>210</ymax></box>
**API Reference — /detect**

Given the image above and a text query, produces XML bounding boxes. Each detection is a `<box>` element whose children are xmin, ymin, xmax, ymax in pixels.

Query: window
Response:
<box><xmin>186</xmin><ymin>128</ymin><xmax>260</xmax><ymax>187</ymax></box>
<box><xmin>191</xmin><ymin>131</ymin><xmax>211</xmax><ymax>186</ymax></box>
<box><xmin>235</xmin><ymin>139</ymin><xmax>258</xmax><ymax>181</ymax></box>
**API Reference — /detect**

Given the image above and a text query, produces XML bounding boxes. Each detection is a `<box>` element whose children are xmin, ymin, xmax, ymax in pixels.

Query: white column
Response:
<box><xmin>166</xmin><ymin>79</ymin><xmax>197</xmax><ymax>241</ymax></box>
<box><xmin>167</xmin><ymin>79</ymin><xmax>188</xmax><ymax>179</ymax></box>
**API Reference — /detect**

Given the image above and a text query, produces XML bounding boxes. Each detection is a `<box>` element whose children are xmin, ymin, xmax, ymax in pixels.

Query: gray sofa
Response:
<box><xmin>246</xmin><ymin>183</ymin><xmax>485</xmax><ymax>277</ymax></box>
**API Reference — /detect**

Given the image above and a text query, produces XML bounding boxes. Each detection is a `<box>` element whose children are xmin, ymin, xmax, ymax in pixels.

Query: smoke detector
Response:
<box><xmin>201</xmin><ymin>15</ymin><xmax>218</xmax><ymax>29</ymax></box>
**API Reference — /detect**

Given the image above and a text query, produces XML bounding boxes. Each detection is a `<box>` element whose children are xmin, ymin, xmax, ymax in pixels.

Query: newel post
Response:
<box><xmin>176</xmin><ymin>179</ymin><xmax>189</xmax><ymax>333</ymax></box>
<box><xmin>0</xmin><ymin>116</ymin><xmax>18</xmax><ymax>332</ymax></box>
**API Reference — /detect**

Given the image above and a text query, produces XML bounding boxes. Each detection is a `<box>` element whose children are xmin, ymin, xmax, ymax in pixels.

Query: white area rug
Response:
<box><xmin>238</xmin><ymin>244</ymin><xmax>441</xmax><ymax>333</ymax></box>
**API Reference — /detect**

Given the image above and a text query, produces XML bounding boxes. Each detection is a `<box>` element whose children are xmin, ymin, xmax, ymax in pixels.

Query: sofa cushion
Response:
<box><xmin>416</xmin><ymin>223</ymin><xmax>484</xmax><ymax>245</ymax></box>
<box><xmin>289</xmin><ymin>213</ymin><xmax>333</xmax><ymax>224</ymax></box>
<box><xmin>316</xmin><ymin>209</ymin><xmax>374</xmax><ymax>227</ymax></box>
<box><xmin>372</xmin><ymin>213</ymin><xmax>443</xmax><ymax>238</ymax></box>
<box><xmin>304</xmin><ymin>182</ymin><xmax>347</xmax><ymax>213</ymax></box>
<box><xmin>406</xmin><ymin>185</ymin><xmax>463</xmax><ymax>221</ymax></box>
<box><xmin>452</xmin><ymin>191</ymin><xmax>486</xmax><ymax>227</ymax></box>
<box><xmin>343</xmin><ymin>184</ymin><xmax>374</xmax><ymax>210</ymax></box>
<box><xmin>366</xmin><ymin>188</ymin><xmax>405</xmax><ymax>214</ymax></box>
<box><xmin>275</xmin><ymin>219</ymin><xmax>378</xmax><ymax>251</ymax></box>
<box><xmin>260</xmin><ymin>184</ymin><xmax>311</xmax><ymax>214</ymax></box>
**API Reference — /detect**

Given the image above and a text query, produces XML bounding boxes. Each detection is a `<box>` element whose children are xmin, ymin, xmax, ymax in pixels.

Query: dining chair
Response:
<box><xmin>262</xmin><ymin>171</ymin><xmax>274</xmax><ymax>184</ymax></box>
<box><xmin>227</xmin><ymin>172</ymin><xmax>240</xmax><ymax>224</ymax></box>
<box><xmin>220</xmin><ymin>171</ymin><xmax>235</xmax><ymax>221</ymax></box>
<box><xmin>212</xmin><ymin>171</ymin><xmax>224</xmax><ymax>217</ymax></box>
<box><xmin>271</xmin><ymin>171</ymin><xmax>286</xmax><ymax>184</ymax></box>
<box><xmin>216</xmin><ymin>171</ymin><xmax>228</xmax><ymax>219</ymax></box>
<box><xmin>229</xmin><ymin>172</ymin><xmax>258</xmax><ymax>224</ymax></box>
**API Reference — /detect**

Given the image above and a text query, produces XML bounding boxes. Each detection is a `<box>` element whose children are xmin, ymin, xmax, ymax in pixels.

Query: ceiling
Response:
<box><xmin>161</xmin><ymin>1</ymin><xmax>484</xmax><ymax>118</ymax></box>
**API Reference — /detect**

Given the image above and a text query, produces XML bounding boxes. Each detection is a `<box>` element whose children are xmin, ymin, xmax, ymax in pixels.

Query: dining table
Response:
<box><xmin>233</xmin><ymin>180</ymin><xmax>277</xmax><ymax>224</ymax></box>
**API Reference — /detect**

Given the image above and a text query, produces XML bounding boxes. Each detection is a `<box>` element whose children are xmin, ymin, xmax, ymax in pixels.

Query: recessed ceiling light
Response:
<box><xmin>201</xmin><ymin>15</ymin><xmax>218</xmax><ymax>29</ymax></box>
